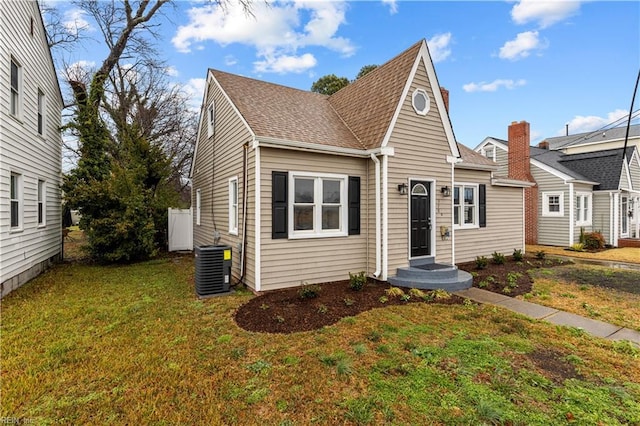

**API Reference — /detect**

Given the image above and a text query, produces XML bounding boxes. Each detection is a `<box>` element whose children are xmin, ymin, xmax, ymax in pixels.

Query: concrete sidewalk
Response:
<box><xmin>455</xmin><ymin>287</ymin><xmax>640</xmax><ymax>347</ymax></box>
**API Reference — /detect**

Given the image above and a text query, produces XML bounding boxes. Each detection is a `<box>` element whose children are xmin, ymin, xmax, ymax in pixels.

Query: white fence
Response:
<box><xmin>168</xmin><ymin>208</ymin><xmax>193</xmax><ymax>251</ymax></box>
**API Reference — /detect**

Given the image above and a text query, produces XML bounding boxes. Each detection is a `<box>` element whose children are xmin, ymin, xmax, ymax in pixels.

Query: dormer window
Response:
<box><xmin>412</xmin><ymin>88</ymin><xmax>430</xmax><ymax>116</ymax></box>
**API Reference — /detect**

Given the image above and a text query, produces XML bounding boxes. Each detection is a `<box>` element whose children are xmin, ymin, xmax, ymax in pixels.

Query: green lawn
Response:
<box><xmin>2</xmin><ymin>256</ymin><xmax>639</xmax><ymax>425</ymax></box>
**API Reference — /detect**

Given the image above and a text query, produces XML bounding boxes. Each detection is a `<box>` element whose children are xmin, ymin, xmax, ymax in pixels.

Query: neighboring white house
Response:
<box><xmin>1</xmin><ymin>1</ymin><xmax>63</xmax><ymax>297</ymax></box>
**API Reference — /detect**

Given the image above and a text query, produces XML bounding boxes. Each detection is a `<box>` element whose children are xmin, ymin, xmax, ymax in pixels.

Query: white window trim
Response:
<box><xmin>621</xmin><ymin>195</ymin><xmax>629</xmax><ymax>237</ymax></box>
<box><xmin>207</xmin><ymin>102</ymin><xmax>215</xmax><ymax>138</ymax></box>
<box><xmin>38</xmin><ymin>179</ymin><xmax>46</xmax><ymax>226</ymax></box>
<box><xmin>10</xmin><ymin>57</ymin><xmax>22</xmax><ymax>118</ymax></box>
<box><xmin>575</xmin><ymin>191</ymin><xmax>592</xmax><ymax>226</ymax></box>
<box><xmin>10</xmin><ymin>173</ymin><xmax>22</xmax><ymax>231</ymax></box>
<box><xmin>453</xmin><ymin>183</ymin><xmax>479</xmax><ymax>229</ymax></box>
<box><xmin>195</xmin><ymin>189</ymin><xmax>201</xmax><ymax>226</ymax></box>
<box><xmin>37</xmin><ymin>88</ymin><xmax>46</xmax><ymax>137</ymax></box>
<box><xmin>229</xmin><ymin>177</ymin><xmax>238</xmax><ymax>235</ymax></box>
<box><xmin>411</xmin><ymin>88</ymin><xmax>430</xmax><ymax>116</ymax></box>
<box><xmin>542</xmin><ymin>191</ymin><xmax>564</xmax><ymax>217</ymax></box>
<box><xmin>288</xmin><ymin>171</ymin><xmax>348</xmax><ymax>239</ymax></box>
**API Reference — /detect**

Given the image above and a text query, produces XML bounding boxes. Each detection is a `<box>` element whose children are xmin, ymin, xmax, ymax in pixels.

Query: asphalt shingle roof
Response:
<box><xmin>557</xmin><ymin>148</ymin><xmax>630</xmax><ymax>190</ymax></box>
<box><xmin>456</xmin><ymin>143</ymin><xmax>497</xmax><ymax>168</ymax></box>
<box><xmin>209</xmin><ymin>41</ymin><xmax>424</xmax><ymax>152</ymax></box>
<box><xmin>544</xmin><ymin>124</ymin><xmax>640</xmax><ymax>150</ymax></box>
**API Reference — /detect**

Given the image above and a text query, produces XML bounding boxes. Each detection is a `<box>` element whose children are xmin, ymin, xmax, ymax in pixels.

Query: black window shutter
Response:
<box><xmin>272</xmin><ymin>171</ymin><xmax>288</xmax><ymax>239</ymax></box>
<box><xmin>348</xmin><ymin>176</ymin><xmax>360</xmax><ymax>235</ymax></box>
<box><xmin>479</xmin><ymin>184</ymin><xmax>487</xmax><ymax>228</ymax></box>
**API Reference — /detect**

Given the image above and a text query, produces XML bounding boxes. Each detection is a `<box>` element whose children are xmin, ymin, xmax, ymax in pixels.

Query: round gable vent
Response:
<box><xmin>412</xmin><ymin>88</ymin><xmax>430</xmax><ymax>116</ymax></box>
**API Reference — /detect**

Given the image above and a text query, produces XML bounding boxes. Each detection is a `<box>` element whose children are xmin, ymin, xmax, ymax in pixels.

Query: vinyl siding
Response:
<box><xmin>259</xmin><ymin>148</ymin><xmax>368</xmax><ymax>291</ymax></box>
<box><xmin>453</xmin><ymin>169</ymin><xmax>524</xmax><ymax>263</ymax></box>
<box><xmin>494</xmin><ymin>144</ymin><xmax>509</xmax><ymax>176</ymax></box>
<box><xmin>592</xmin><ymin>192</ymin><xmax>611</xmax><ymax>244</ymax></box>
<box><xmin>385</xmin><ymin>58</ymin><xmax>454</xmax><ymax>274</ymax></box>
<box><xmin>619</xmin><ymin>164</ymin><xmax>631</xmax><ymax>190</ymax></box>
<box><xmin>0</xmin><ymin>1</ymin><xmax>63</xmax><ymax>286</ymax></box>
<box><xmin>562</xmin><ymin>139</ymin><xmax>640</xmax><ymax>155</ymax></box>
<box><xmin>627</xmin><ymin>152</ymin><xmax>640</xmax><ymax>190</ymax></box>
<box><xmin>532</xmin><ymin>164</ymin><xmax>570</xmax><ymax>246</ymax></box>
<box><xmin>191</xmin><ymin>75</ymin><xmax>253</xmax><ymax>285</ymax></box>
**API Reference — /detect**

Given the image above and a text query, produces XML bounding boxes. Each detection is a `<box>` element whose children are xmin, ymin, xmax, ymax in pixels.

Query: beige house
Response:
<box><xmin>191</xmin><ymin>40</ymin><xmax>531</xmax><ymax>292</ymax></box>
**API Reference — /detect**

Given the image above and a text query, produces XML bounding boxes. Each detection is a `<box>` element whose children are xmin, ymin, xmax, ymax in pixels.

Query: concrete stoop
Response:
<box><xmin>388</xmin><ymin>257</ymin><xmax>473</xmax><ymax>292</ymax></box>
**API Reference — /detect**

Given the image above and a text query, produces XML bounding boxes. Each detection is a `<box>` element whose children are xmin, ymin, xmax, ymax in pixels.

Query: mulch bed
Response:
<box><xmin>235</xmin><ymin>256</ymin><xmax>568</xmax><ymax>334</ymax></box>
<box><xmin>235</xmin><ymin>279</ymin><xmax>465</xmax><ymax>334</ymax></box>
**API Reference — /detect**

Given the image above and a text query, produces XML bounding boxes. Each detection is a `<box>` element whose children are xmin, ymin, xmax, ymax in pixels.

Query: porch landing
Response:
<box><xmin>388</xmin><ymin>257</ymin><xmax>473</xmax><ymax>292</ymax></box>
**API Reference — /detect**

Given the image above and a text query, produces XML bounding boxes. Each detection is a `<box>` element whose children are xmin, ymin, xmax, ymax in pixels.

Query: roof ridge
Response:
<box><xmin>209</xmin><ymin>68</ymin><xmax>326</xmax><ymax>98</ymax></box>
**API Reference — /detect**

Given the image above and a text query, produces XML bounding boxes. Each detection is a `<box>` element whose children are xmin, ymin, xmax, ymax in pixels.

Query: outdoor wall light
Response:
<box><xmin>397</xmin><ymin>183</ymin><xmax>408</xmax><ymax>195</ymax></box>
<box><xmin>441</xmin><ymin>186</ymin><xmax>451</xmax><ymax>197</ymax></box>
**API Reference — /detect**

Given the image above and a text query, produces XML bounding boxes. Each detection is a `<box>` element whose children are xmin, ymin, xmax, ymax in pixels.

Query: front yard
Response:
<box><xmin>2</xmin><ymin>250</ymin><xmax>639</xmax><ymax>424</ymax></box>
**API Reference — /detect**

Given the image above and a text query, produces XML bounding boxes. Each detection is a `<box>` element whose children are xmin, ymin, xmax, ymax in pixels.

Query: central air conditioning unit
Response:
<box><xmin>194</xmin><ymin>245</ymin><xmax>232</xmax><ymax>297</ymax></box>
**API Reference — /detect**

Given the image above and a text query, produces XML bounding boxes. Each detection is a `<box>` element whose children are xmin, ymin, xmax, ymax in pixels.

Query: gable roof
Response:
<box><xmin>455</xmin><ymin>144</ymin><xmax>497</xmax><ymax>170</ymax></box>
<box><xmin>544</xmin><ymin>124</ymin><xmax>640</xmax><ymax>150</ymax></box>
<box><xmin>328</xmin><ymin>41</ymin><xmax>421</xmax><ymax>150</ymax></box>
<box><xmin>210</xmin><ymin>70</ymin><xmax>363</xmax><ymax>150</ymax></box>
<box><xmin>556</xmin><ymin>147</ymin><xmax>634</xmax><ymax>190</ymax></box>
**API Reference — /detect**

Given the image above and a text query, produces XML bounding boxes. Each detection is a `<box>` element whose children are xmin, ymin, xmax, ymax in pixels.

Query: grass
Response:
<box><xmin>527</xmin><ymin>244</ymin><xmax>640</xmax><ymax>264</ymax></box>
<box><xmin>525</xmin><ymin>265</ymin><xmax>640</xmax><ymax>331</ymax></box>
<box><xmin>2</xmin><ymin>254</ymin><xmax>640</xmax><ymax>424</ymax></box>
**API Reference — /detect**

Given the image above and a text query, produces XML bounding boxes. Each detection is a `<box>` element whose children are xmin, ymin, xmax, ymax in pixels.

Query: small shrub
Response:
<box><xmin>432</xmin><ymin>289</ymin><xmax>451</xmax><ymax>300</ymax></box>
<box><xmin>259</xmin><ymin>303</ymin><xmax>270</xmax><ymax>310</ymax></box>
<box><xmin>535</xmin><ymin>250</ymin><xmax>546</xmax><ymax>260</ymax></box>
<box><xmin>348</xmin><ymin>271</ymin><xmax>367</xmax><ymax>291</ymax></box>
<box><xmin>506</xmin><ymin>272</ymin><xmax>521</xmax><ymax>288</ymax></box>
<box><xmin>569</xmin><ymin>243</ymin><xmax>585</xmax><ymax>252</ymax></box>
<box><xmin>343</xmin><ymin>297</ymin><xmax>355</xmax><ymax>306</ymax></box>
<box><xmin>386</xmin><ymin>287</ymin><xmax>405</xmax><ymax>298</ymax></box>
<box><xmin>478</xmin><ymin>280</ymin><xmax>489</xmax><ymax>289</ymax></box>
<box><xmin>583</xmin><ymin>231</ymin><xmax>605</xmax><ymax>250</ymax></box>
<box><xmin>400</xmin><ymin>293</ymin><xmax>411</xmax><ymax>302</ymax></box>
<box><xmin>378</xmin><ymin>296</ymin><xmax>389</xmax><ymax>304</ymax></box>
<box><xmin>274</xmin><ymin>315</ymin><xmax>285</xmax><ymax>323</ymax></box>
<box><xmin>316</xmin><ymin>304</ymin><xmax>328</xmax><ymax>314</ymax></box>
<box><xmin>512</xmin><ymin>248</ymin><xmax>524</xmax><ymax>261</ymax></box>
<box><xmin>298</xmin><ymin>282</ymin><xmax>321</xmax><ymax>299</ymax></box>
<box><xmin>491</xmin><ymin>251</ymin><xmax>506</xmax><ymax>265</ymax></box>
<box><xmin>502</xmin><ymin>287</ymin><xmax>512</xmax><ymax>295</ymax></box>
<box><xmin>475</xmin><ymin>256</ymin><xmax>488</xmax><ymax>270</ymax></box>
<box><xmin>408</xmin><ymin>288</ymin><xmax>427</xmax><ymax>299</ymax></box>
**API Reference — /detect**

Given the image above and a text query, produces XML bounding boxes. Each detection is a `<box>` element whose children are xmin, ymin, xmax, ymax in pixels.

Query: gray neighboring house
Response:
<box><xmin>476</xmin><ymin>122</ymin><xmax>640</xmax><ymax>248</ymax></box>
<box><xmin>1</xmin><ymin>1</ymin><xmax>64</xmax><ymax>297</ymax></box>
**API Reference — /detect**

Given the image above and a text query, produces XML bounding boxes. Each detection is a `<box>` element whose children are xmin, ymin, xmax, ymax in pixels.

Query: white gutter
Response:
<box><xmin>370</xmin><ymin>154</ymin><xmax>381</xmax><ymax>278</ymax></box>
<box><xmin>253</xmin><ymin>141</ymin><xmax>261</xmax><ymax>291</ymax></box>
<box><xmin>255</xmin><ymin>136</ymin><xmax>388</xmax><ymax>158</ymax></box>
<box><xmin>569</xmin><ymin>182</ymin><xmax>574</xmax><ymax>245</ymax></box>
<box><xmin>613</xmin><ymin>192</ymin><xmax>620</xmax><ymax>247</ymax></box>
<box><xmin>381</xmin><ymin>153</ymin><xmax>389</xmax><ymax>281</ymax></box>
<box><xmin>491</xmin><ymin>177</ymin><xmax>536</xmax><ymax>188</ymax></box>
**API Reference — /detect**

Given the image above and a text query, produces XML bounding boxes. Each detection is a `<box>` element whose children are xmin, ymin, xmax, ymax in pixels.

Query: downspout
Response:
<box><xmin>254</xmin><ymin>143</ymin><xmax>262</xmax><ymax>291</ymax></box>
<box><xmin>613</xmin><ymin>192</ymin><xmax>620</xmax><ymax>247</ymax></box>
<box><xmin>569</xmin><ymin>182</ymin><xmax>574</xmax><ymax>245</ymax></box>
<box><xmin>370</xmin><ymin>154</ymin><xmax>381</xmax><ymax>278</ymax></box>
<box><xmin>609</xmin><ymin>192</ymin><xmax>614</xmax><ymax>244</ymax></box>
<box><xmin>239</xmin><ymin>142</ymin><xmax>249</xmax><ymax>284</ymax></box>
<box><xmin>381</xmin><ymin>154</ymin><xmax>389</xmax><ymax>281</ymax></box>
<box><xmin>450</xmin><ymin>158</ymin><xmax>455</xmax><ymax>264</ymax></box>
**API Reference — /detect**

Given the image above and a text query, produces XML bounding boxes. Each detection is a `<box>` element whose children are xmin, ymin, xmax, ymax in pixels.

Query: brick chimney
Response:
<box><xmin>538</xmin><ymin>140</ymin><xmax>549</xmax><ymax>149</ymax></box>
<box><xmin>439</xmin><ymin>87</ymin><xmax>449</xmax><ymax>113</ymax></box>
<box><xmin>507</xmin><ymin>120</ymin><xmax>538</xmax><ymax>244</ymax></box>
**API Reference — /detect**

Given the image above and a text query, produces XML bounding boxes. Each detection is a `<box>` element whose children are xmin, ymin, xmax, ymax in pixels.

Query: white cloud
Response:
<box><xmin>254</xmin><ymin>52</ymin><xmax>317</xmax><ymax>74</ymax></box>
<box><xmin>63</xmin><ymin>8</ymin><xmax>91</xmax><ymax>33</ymax></box>
<box><xmin>224</xmin><ymin>55</ymin><xmax>238</xmax><ymax>66</ymax></box>
<box><xmin>172</xmin><ymin>1</ymin><xmax>353</xmax><ymax>73</ymax></box>
<box><xmin>427</xmin><ymin>33</ymin><xmax>452</xmax><ymax>63</ymax></box>
<box><xmin>499</xmin><ymin>31</ymin><xmax>547</xmax><ymax>61</ymax></box>
<box><xmin>462</xmin><ymin>79</ymin><xmax>527</xmax><ymax>93</ymax></box>
<box><xmin>64</xmin><ymin>60</ymin><xmax>96</xmax><ymax>82</ymax></box>
<box><xmin>184</xmin><ymin>78</ymin><xmax>207</xmax><ymax>112</ymax></box>
<box><xmin>562</xmin><ymin>109</ymin><xmax>630</xmax><ymax>134</ymax></box>
<box><xmin>382</xmin><ymin>0</ymin><xmax>398</xmax><ymax>15</ymax></box>
<box><xmin>511</xmin><ymin>0</ymin><xmax>582</xmax><ymax>28</ymax></box>
<box><xmin>165</xmin><ymin>66</ymin><xmax>179</xmax><ymax>77</ymax></box>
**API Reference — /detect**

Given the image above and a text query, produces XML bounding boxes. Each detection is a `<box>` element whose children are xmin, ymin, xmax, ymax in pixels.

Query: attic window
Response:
<box><xmin>412</xmin><ymin>88</ymin><xmax>430</xmax><ymax>116</ymax></box>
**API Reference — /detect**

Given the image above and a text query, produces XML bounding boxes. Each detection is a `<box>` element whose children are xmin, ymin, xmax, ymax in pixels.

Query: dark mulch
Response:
<box><xmin>457</xmin><ymin>256</ymin><xmax>569</xmax><ymax>297</ymax></box>
<box><xmin>235</xmin><ymin>256</ymin><xmax>569</xmax><ymax>334</ymax></box>
<box><xmin>235</xmin><ymin>279</ymin><xmax>465</xmax><ymax>334</ymax></box>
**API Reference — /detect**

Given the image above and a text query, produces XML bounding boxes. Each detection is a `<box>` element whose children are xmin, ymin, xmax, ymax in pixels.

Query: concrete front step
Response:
<box><xmin>388</xmin><ymin>268</ymin><xmax>473</xmax><ymax>292</ymax></box>
<box><xmin>409</xmin><ymin>256</ymin><xmax>435</xmax><ymax>267</ymax></box>
<box><xmin>395</xmin><ymin>264</ymin><xmax>458</xmax><ymax>281</ymax></box>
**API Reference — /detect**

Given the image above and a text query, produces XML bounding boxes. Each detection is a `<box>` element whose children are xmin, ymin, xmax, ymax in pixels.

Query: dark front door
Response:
<box><xmin>410</xmin><ymin>181</ymin><xmax>431</xmax><ymax>257</ymax></box>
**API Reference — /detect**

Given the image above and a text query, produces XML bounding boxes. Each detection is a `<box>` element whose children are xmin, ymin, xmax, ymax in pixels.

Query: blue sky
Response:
<box><xmin>51</xmin><ymin>0</ymin><xmax>640</xmax><ymax>149</ymax></box>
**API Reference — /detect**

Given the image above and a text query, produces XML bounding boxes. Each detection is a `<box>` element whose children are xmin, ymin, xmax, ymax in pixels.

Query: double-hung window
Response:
<box><xmin>453</xmin><ymin>184</ymin><xmax>478</xmax><ymax>228</ymax></box>
<box><xmin>575</xmin><ymin>192</ymin><xmax>591</xmax><ymax>226</ymax></box>
<box><xmin>37</xmin><ymin>89</ymin><xmax>45</xmax><ymax>135</ymax></box>
<box><xmin>38</xmin><ymin>179</ymin><xmax>46</xmax><ymax>225</ymax></box>
<box><xmin>229</xmin><ymin>177</ymin><xmax>238</xmax><ymax>235</ymax></box>
<box><xmin>10</xmin><ymin>59</ymin><xmax>21</xmax><ymax>117</ymax></box>
<box><xmin>10</xmin><ymin>173</ymin><xmax>21</xmax><ymax>229</ymax></box>
<box><xmin>290</xmin><ymin>173</ymin><xmax>347</xmax><ymax>238</ymax></box>
<box><xmin>542</xmin><ymin>192</ymin><xmax>564</xmax><ymax>217</ymax></box>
